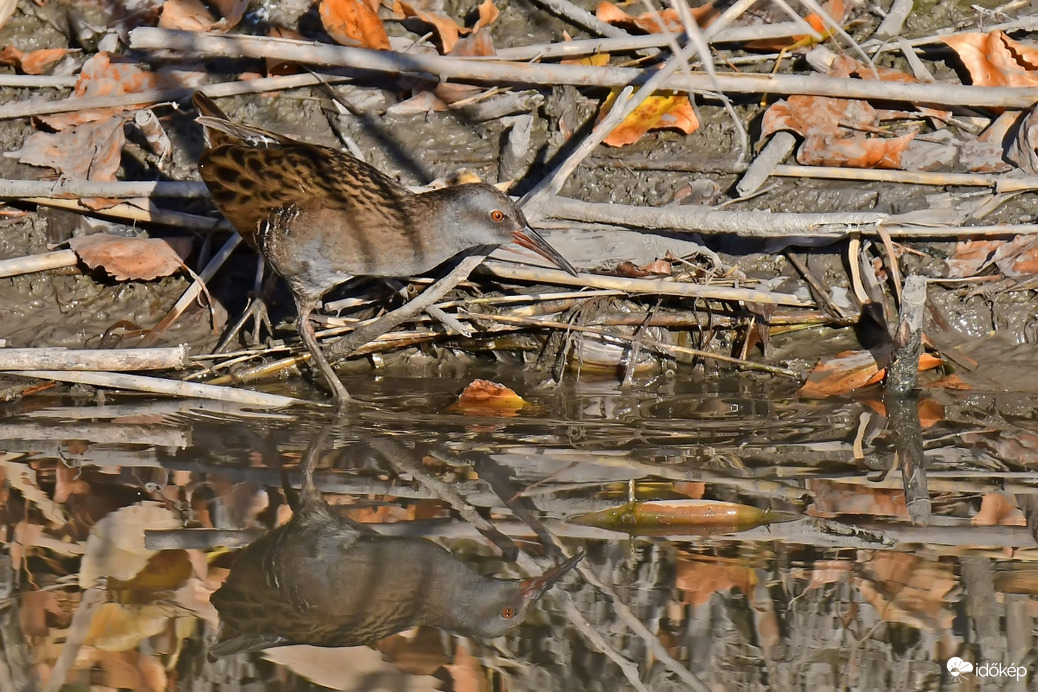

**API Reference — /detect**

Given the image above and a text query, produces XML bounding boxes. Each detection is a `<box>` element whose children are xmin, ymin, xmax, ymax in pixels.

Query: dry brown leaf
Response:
<box><xmin>321</xmin><ymin>0</ymin><xmax>390</xmax><ymax>50</ymax></box>
<box><xmin>80</xmin><ymin>503</ymin><xmax>181</xmax><ymax>588</ymax></box>
<box><xmin>943</xmin><ymin>30</ymin><xmax>1038</xmax><ymax>88</ymax></box>
<box><xmin>39</xmin><ymin>52</ymin><xmax>205</xmax><ymax>129</ymax></box>
<box><xmin>88</xmin><ymin>603</ymin><xmax>170</xmax><ymax>652</ymax></box>
<box><xmin>1007</xmin><ymin>102</ymin><xmax>1038</xmax><ymax>174</ymax></box>
<box><xmin>855</xmin><ymin>554</ymin><xmax>956</xmax><ymax>630</ymax></box>
<box><xmin>809</xmin><ymin>480</ymin><xmax>910</xmax><ymax>519</ymax></box>
<box><xmin>0</xmin><ymin>46</ymin><xmax>73</xmax><ymax>74</ymax></box>
<box><xmin>473</xmin><ymin>0</ymin><xmax>498</xmax><ymax>31</ymax></box>
<box><xmin>992</xmin><ymin>235</ymin><xmax>1038</xmax><ymax>277</ymax></box>
<box><xmin>12</xmin><ymin>115</ymin><xmax>125</xmax><ymax>181</ymax></box>
<box><xmin>387</xmin><ymin>89</ymin><xmax>449</xmax><ymax>115</ymax></box>
<box><xmin>973</xmin><ymin>493</ymin><xmax>1026</xmax><ymax>526</ymax></box>
<box><xmin>158</xmin><ymin>0</ymin><xmax>217</xmax><ymax>31</ymax></box>
<box><xmin>601</xmin><ymin>90</ymin><xmax>699</xmax><ymax>147</ymax></box>
<box><xmin>96</xmin><ymin>649</ymin><xmax>167</xmax><ymax>691</ymax></box>
<box><xmin>108</xmin><ymin>550</ymin><xmax>194</xmax><ymax>594</ymax></box>
<box><xmin>0</xmin><ymin>0</ymin><xmax>16</xmax><ymax>32</ymax></box>
<box><xmin>798</xmin><ymin>350</ymin><xmax>879</xmax><ymax>397</ymax></box>
<box><xmin>674</xmin><ymin>555</ymin><xmax>757</xmax><ymax>607</ymax></box>
<box><xmin>762</xmin><ymin>96</ymin><xmax>915</xmax><ymax>168</ymax></box>
<box><xmin>595</xmin><ymin>1</ymin><xmax>717</xmax><ymax>33</ymax></box>
<box><xmin>744</xmin><ymin>0</ymin><xmax>844</xmax><ymax>51</ymax></box>
<box><xmin>394</xmin><ymin>0</ymin><xmax>467</xmax><ymax>53</ymax></box>
<box><xmin>827</xmin><ymin>55</ymin><xmax>950</xmax><ymax>124</ymax></box>
<box><xmin>68</xmin><ymin>234</ymin><xmax>193</xmax><ymax>282</ymax></box>
<box><xmin>450</xmin><ymin>27</ymin><xmax>494</xmax><ymax>56</ymax></box>
<box><xmin>950</xmin><ymin>236</ymin><xmax>1038</xmax><ymax>278</ymax></box>
<box><xmin>945</xmin><ymin>239</ymin><xmax>999</xmax><ymax>277</ymax></box>
<box><xmin>212</xmin><ymin>0</ymin><xmax>249</xmax><ymax>29</ymax></box>
<box><xmin>451</xmin><ymin>379</ymin><xmax>526</xmax><ymax>417</ymax></box>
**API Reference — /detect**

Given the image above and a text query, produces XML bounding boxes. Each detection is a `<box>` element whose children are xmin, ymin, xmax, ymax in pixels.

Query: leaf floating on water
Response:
<box><xmin>570</xmin><ymin>499</ymin><xmax>785</xmax><ymax>535</ymax></box>
<box><xmin>451</xmin><ymin>379</ymin><xmax>528</xmax><ymax>417</ymax></box>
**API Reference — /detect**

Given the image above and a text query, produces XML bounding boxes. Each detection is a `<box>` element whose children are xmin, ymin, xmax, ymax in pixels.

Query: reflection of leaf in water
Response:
<box><xmin>80</xmin><ymin>503</ymin><xmax>180</xmax><ymax>588</ymax></box>
<box><xmin>87</xmin><ymin>602</ymin><xmax>169</xmax><ymax>652</ymax></box>
<box><xmin>108</xmin><ymin>549</ymin><xmax>194</xmax><ymax>600</ymax></box>
<box><xmin>4</xmin><ymin>458</ymin><xmax>69</xmax><ymax>526</ymax></box>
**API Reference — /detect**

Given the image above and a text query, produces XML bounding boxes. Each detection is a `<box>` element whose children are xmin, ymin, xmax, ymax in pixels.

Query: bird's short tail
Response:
<box><xmin>192</xmin><ymin>90</ymin><xmax>287</xmax><ymax>149</ymax></box>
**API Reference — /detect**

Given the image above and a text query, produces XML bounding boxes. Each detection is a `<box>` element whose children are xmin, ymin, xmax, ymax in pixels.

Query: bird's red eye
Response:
<box><xmin>490</xmin><ymin>210</ymin><xmax>506</xmax><ymax>222</ymax></box>
<box><xmin>500</xmin><ymin>607</ymin><xmax>515</xmax><ymax>619</ymax></box>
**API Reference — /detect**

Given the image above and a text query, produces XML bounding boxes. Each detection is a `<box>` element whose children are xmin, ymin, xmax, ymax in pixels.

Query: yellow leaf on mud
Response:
<box><xmin>602</xmin><ymin>90</ymin><xmax>699</xmax><ymax>147</ymax></box>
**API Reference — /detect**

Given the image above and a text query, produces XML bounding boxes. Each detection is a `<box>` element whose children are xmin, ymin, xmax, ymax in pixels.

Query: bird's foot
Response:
<box><xmin>216</xmin><ymin>294</ymin><xmax>273</xmax><ymax>352</ymax></box>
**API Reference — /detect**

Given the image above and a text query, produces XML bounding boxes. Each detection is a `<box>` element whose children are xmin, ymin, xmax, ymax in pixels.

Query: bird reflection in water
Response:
<box><xmin>209</xmin><ymin>435</ymin><xmax>582</xmax><ymax>657</ymax></box>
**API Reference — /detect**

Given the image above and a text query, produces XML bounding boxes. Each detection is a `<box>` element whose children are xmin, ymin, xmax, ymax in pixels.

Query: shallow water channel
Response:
<box><xmin>2</xmin><ymin>366</ymin><xmax>1036</xmax><ymax>691</ymax></box>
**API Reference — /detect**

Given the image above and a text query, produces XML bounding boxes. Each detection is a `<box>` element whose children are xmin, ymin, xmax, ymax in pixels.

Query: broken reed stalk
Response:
<box><xmin>0</xmin><ymin>346</ymin><xmax>189</xmax><ymax>371</ymax></box>
<box><xmin>128</xmin><ymin>29</ymin><xmax>1038</xmax><ymax>109</ymax></box>
<box><xmin>8</xmin><ymin>370</ymin><xmax>304</xmax><ymax>408</ymax></box>
<box><xmin>882</xmin><ymin>275</ymin><xmax>930</xmax><ymax>525</ymax></box>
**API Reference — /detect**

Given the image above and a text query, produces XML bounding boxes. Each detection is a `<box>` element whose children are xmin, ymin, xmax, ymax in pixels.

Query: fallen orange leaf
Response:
<box><xmin>943</xmin><ymin>30</ymin><xmax>1038</xmax><ymax>88</ymax></box>
<box><xmin>595</xmin><ymin>1</ymin><xmax>717</xmax><ymax>33</ymax></box>
<box><xmin>321</xmin><ymin>0</ymin><xmax>391</xmax><ymax>50</ymax></box>
<box><xmin>451</xmin><ymin>379</ymin><xmax>527</xmax><ymax>417</ymax></box>
<box><xmin>68</xmin><ymin>235</ymin><xmax>194</xmax><ymax>282</ymax></box>
<box><xmin>394</xmin><ymin>0</ymin><xmax>467</xmax><ymax>53</ymax></box>
<box><xmin>158</xmin><ymin>0</ymin><xmax>218</xmax><ymax>31</ymax></box>
<box><xmin>602</xmin><ymin>90</ymin><xmax>699</xmax><ymax>147</ymax></box>
<box><xmin>0</xmin><ymin>46</ymin><xmax>73</xmax><ymax>74</ymax></box>
<box><xmin>473</xmin><ymin>0</ymin><xmax>498</xmax><ymax>31</ymax></box>
<box><xmin>798</xmin><ymin>350</ymin><xmax>879</xmax><ymax>398</ymax></box>
<box><xmin>13</xmin><ymin>116</ymin><xmax>126</xmax><ymax>181</ymax></box>
<box><xmin>972</xmin><ymin>493</ymin><xmax>1026</xmax><ymax>526</ymax></box>
<box><xmin>744</xmin><ymin>0</ymin><xmax>844</xmax><ymax>51</ymax></box>
<box><xmin>39</xmin><ymin>52</ymin><xmax>205</xmax><ymax>129</ymax></box>
<box><xmin>762</xmin><ymin>96</ymin><xmax>916</xmax><ymax>168</ymax></box>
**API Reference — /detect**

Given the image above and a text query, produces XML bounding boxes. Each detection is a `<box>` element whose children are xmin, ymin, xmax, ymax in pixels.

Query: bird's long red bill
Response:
<box><xmin>511</xmin><ymin>227</ymin><xmax>579</xmax><ymax>276</ymax></box>
<box><xmin>519</xmin><ymin>551</ymin><xmax>585</xmax><ymax>600</ymax></box>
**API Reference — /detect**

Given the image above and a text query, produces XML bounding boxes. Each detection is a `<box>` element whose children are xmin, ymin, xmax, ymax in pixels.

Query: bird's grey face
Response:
<box><xmin>448</xmin><ymin>183</ymin><xmax>527</xmax><ymax>246</ymax></box>
<box><xmin>464</xmin><ymin>589</ymin><xmax>531</xmax><ymax>638</ymax></box>
<box><xmin>442</xmin><ymin>183</ymin><xmax>578</xmax><ymax>275</ymax></box>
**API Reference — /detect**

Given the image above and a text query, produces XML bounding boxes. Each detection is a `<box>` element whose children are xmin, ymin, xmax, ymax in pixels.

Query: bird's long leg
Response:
<box><xmin>295</xmin><ymin>297</ymin><xmax>352</xmax><ymax>408</ymax></box>
<box><xmin>216</xmin><ymin>255</ymin><xmax>275</xmax><ymax>352</ymax></box>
